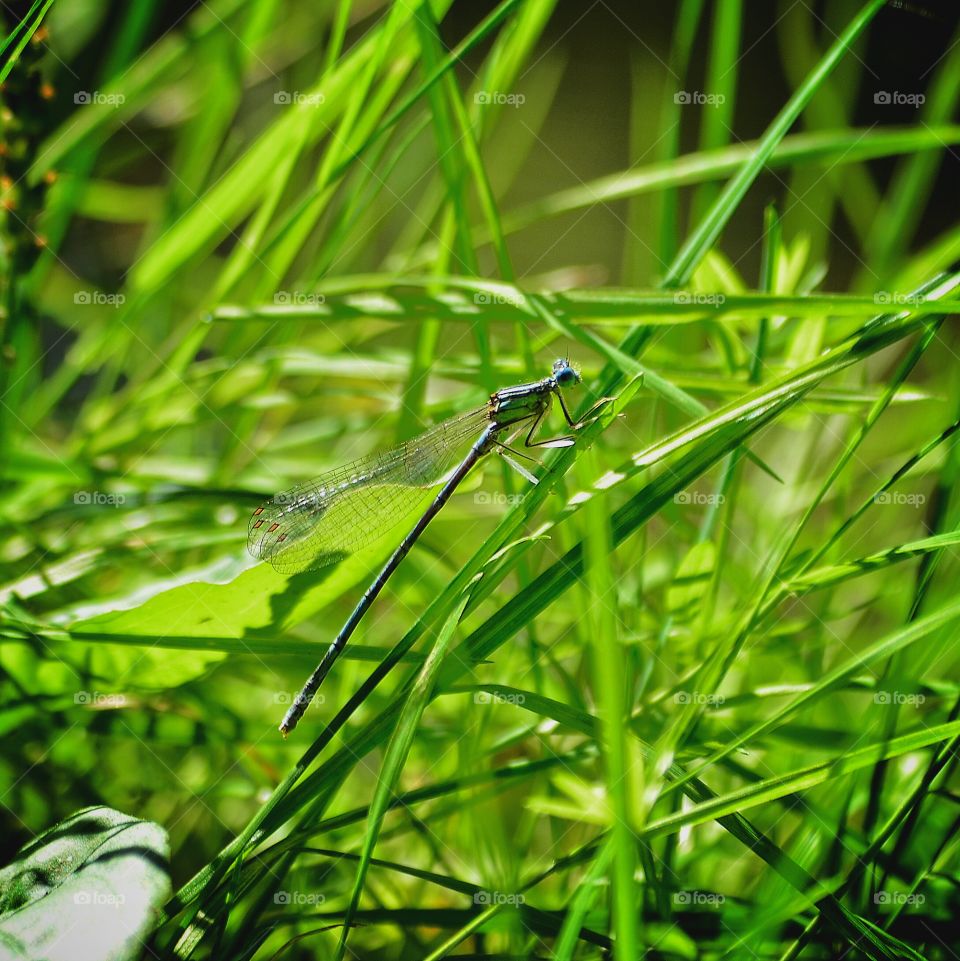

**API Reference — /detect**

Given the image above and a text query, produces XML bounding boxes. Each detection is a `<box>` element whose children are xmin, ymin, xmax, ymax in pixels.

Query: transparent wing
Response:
<box><xmin>248</xmin><ymin>406</ymin><xmax>490</xmax><ymax>574</ymax></box>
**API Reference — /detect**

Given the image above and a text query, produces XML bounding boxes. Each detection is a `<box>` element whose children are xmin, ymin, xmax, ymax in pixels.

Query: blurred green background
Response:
<box><xmin>3</xmin><ymin>1</ymin><xmax>960</xmax><ymax>958</ymax></box>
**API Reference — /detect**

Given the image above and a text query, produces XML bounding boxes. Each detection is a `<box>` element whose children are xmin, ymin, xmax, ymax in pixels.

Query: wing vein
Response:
<box><xmin>248</xmin><ymin>405</ymin><xmax>489</xmax><ymax>574</ymax></box>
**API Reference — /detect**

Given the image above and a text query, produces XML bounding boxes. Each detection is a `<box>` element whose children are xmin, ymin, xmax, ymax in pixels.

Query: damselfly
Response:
<box><xmin>249</xmin><ymin>359</ymin><xmax>606</xmax><ymax>736</ymax></box>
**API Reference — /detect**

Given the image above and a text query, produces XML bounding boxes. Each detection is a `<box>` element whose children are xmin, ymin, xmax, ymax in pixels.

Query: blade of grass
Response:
<box><xmin>665</xmin><ymin>0</ymin><xmax>887</xmax><ymax>288</ymax></box>
<box><xmin>336</xmin><ymin>595</ymin><xmax>470</xmax><ymax>960</ymax></box>
<box><xmin>580</xmin><ymin>446</ymin><xmax>638</xmax><ymax>960</ymax></box>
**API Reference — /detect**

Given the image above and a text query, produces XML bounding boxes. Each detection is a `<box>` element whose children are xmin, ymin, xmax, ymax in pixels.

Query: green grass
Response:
<box><xmin>2</xmin><ymin>2</ymin><xmax>960</xmax><ymax>959</ymax></box>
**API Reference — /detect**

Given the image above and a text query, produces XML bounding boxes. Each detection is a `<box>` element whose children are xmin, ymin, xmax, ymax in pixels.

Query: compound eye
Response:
<box><xmin>555</xmin><ymin>365</ymin><xmax>578</xmax><ymax>386</ymax></box>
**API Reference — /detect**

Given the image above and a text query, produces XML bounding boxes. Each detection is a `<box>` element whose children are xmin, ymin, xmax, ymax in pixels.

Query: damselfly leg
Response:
<box><xmin>521</xmin><ymin>392</ymin><xmax>613</xmax><ymax>451</ymax></box>
<box><xmin>556</xmin><ymin>390</ymin><xmax>614</xmax><ymax>431</ymax></box>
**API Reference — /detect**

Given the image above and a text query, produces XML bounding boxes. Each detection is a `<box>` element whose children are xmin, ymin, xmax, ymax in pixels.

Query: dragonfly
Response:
<box><xmin>249</xmin><ymin>359</ymin><xmax>607</xmax><ymax>736</ymax></box>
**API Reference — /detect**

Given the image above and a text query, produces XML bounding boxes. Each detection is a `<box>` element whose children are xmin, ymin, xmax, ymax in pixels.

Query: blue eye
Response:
<box><xmin>555</xmin><ymin>365</ymin><xmax>578</xmax><ymax>386</ymax></box>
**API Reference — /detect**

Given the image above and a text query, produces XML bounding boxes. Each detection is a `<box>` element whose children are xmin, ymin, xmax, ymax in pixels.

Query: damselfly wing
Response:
<box><xmin>248</xmin><ymin>407</ymin><xmax>489</xmax><ymax>574</ymax></box>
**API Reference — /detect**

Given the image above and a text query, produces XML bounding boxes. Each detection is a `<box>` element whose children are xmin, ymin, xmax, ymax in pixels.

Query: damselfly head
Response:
<box><xmin>552</xmin><ymin>358</ymin><xmax>580</xmax><ymax>387</ymax></box>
